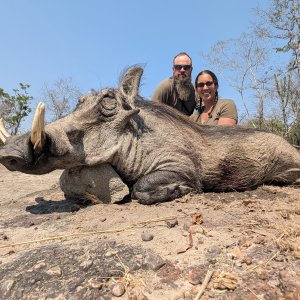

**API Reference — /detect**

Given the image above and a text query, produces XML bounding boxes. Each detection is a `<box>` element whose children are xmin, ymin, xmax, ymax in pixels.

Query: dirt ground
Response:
<box><xmin>0</xmin><ymin>164</ymin><xmax>299</xmax><ymax>300</ymax></box>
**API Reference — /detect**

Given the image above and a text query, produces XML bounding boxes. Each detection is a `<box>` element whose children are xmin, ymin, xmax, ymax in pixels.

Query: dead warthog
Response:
<box><xmin>0</xmin><ymin>66</ymin><xmax>300</xmax><ymax>204</ymax></box>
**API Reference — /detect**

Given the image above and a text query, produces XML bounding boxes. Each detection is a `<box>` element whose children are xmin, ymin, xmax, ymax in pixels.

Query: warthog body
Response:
<box><xmin>0</xmin><ymin>66</ymin><xmax>300</xmax><ymax>204</ymax></box>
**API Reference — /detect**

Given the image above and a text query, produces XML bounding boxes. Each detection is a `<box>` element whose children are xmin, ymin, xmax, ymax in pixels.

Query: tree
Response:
<box><xmin>255</xmin><ymin>0</ymin><xmax>300</xmax><ymax>143</ymax></box>
<box><xmin>274</xmin><ymin>73</ymin><xmax>291</xmax><ymax>137</ymax></box>
<box><xmin>0</xmin><ymin>83</ymin><xmax>32</xmax><ymax>135</ymax></box>
<box><xmin>255</xmin><ymin>0</ymin><xmax>300</xmax><ymax>73</ymax></box>
<box><xmin>42</xmin><ymin>77</ymin><xmax>82</xmax><ymax>121</ymax></box>
<box><xmin>202</xmin><ymin>32</ymin><xmax>273</xmax><ymax>128</ymax></box>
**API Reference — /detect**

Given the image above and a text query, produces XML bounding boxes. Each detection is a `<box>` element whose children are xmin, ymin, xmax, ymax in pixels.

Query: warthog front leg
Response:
<box><xmin>132</xmin><ymin>170</ymin><xmax>196</xmax><ymax>205</ymax></box>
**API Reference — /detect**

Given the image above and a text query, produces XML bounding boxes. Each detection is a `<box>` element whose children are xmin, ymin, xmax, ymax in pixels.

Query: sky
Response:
<box><xmin>0</xmin><ymin>0</ymin><xmax>271</xmax><ymax>130</ymax></box>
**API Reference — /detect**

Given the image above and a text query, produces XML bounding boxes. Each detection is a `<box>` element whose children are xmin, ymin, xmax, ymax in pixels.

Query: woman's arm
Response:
<box><xmin>217</xmin><ymin>117</ymin><xmax>237</xmax><ymax>125</ymax></box>
<box><xmin>217</xmin><ymin>100</ymin><xmax>238</xmax><ymax>125</ymax></box>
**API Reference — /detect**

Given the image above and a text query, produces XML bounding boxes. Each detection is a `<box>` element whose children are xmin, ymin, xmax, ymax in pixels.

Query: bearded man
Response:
<box><xmin>151</xmin><ymin>52</ymin><xmax>196</xmax><ymax>115</ymax></box>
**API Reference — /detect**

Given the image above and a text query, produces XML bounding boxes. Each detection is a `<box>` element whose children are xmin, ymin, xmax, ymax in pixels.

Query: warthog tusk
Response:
<box><xmin>0</xmin><ymin>118</ymin><xmax>10</xmax><ymax>144</ymax></box>
<box><xmin>30</xmin><ymin>102</ymin><xmax>46</xmax><ymax>151</ymax></box>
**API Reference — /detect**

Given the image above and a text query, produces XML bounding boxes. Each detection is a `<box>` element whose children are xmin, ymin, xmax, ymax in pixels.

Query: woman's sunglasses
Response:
<box><xmin>196</xmin><ymin>81</ymin><xmax>214</xmax><ymax>88</ymax></box>
<box><xmin>173</xmin><ymin>64</ymin><xmax>192</xmax><ymax>71</ymax></box>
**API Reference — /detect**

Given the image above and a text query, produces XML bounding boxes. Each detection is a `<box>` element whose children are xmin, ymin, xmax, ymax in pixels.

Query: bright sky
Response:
<box><xmin>1</xmin><ymin>0</ymin><xmax>271</xmax><ymax>130</ymax></box>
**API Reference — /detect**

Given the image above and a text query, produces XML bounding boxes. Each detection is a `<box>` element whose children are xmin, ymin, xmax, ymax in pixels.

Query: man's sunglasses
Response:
<box><xmin>174</xmin><ymin>64</ymin><xmax>192</xmax><ymax>71</ymax></box>
<box><xmin>196</xmin><ymin>81</ymin><xmax>214</xmax><ymax>88</ymax></box>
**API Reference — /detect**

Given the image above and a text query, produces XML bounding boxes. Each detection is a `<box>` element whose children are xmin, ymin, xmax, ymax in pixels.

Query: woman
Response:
<box><xmin>191</xmin><ymin>70</ymin><xmax>237</xmax><ymax>125</ymax></box>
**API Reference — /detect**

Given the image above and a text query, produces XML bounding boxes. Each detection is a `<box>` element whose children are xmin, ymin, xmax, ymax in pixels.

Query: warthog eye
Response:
<box><xmin>100</xmin><ymin>95</ymin><xmax>118</xmax><ymax>117</ymax></box>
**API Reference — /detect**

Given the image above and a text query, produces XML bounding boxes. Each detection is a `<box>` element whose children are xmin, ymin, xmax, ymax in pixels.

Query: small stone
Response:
<box><xmin>46</xmin><ymin>266</ymin><xmax>62</xmax><ymax>276</ymax></box>
<box><xmin>141</xmin><ymin>232</ymin><xmax>154</xmax><ymax>241</ymax></box>
<box><xmin>111</xmin><ymin>282</ymin><xmax>125</xmax><ymax>297</ymax></box>
<box><xmin>143</xmin><ymin>252</ymin><xmax>165</xmax><ymax>271</ymax></box>
<box><xmin>100</xmin><ymin>217</ymin><xmax>106</xmax><ymax>222</ymax></box>
<box><xmin>166</xmin><ymin>219</ymin><xmax>178</xmax><ymax>228</ymax></box>
<box><xmin>33</xmin><ymin>260</ymin><xmax>46</xmax><ymax>270</ymax></box>
<box><xmin>207</xmin><ymin>246</ymin><xmax>221</xmax><ymax>256</ymax></box>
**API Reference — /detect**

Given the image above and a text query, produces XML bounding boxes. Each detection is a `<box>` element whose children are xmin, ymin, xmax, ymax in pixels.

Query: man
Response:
<box><xmin>151</xmin><ymin>52</ymin><xmax>196</xmax><ymax>115</ymax></box>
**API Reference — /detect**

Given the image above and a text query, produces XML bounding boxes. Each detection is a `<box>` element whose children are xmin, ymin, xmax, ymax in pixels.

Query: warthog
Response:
<box><xmin>0</xmin><ymin>66</ymin><xmax>300</xmax><ymax>204</ymax></box>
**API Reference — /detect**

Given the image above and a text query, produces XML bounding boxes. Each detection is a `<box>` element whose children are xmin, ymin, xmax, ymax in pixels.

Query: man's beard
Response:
<box><xmin>173</xmin><ymin>76</ymin><xmax>193</xmax><ymax>101</ymax></box>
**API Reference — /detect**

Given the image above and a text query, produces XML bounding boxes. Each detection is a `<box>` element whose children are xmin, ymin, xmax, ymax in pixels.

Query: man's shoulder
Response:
<box><xmin>152</xmin><ymin>78</ymin><xmax>173</xmax><ymax>101</ymax></box>
<box><xmin>156</xmin><ymin>77</ymin><xmax>173</xmax><ymax>89</ymax></box>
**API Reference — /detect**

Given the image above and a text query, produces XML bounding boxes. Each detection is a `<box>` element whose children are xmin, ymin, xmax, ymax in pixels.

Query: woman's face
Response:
<box><xmin>196</xmin><ymin>73</ymin><xmax>218</xmax><ymax>102</ymax></box>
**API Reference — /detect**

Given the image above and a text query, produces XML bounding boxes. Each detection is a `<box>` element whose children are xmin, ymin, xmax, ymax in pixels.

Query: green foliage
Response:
<box><xmin>0</xmin><ymin>83</ymin><xmax>32</xmax><ymax>135</ymax></box>
<box><xmin>245</xmin><ymin>117</ymin><xmax>300</xmax><ymax>145</ymax></box>
<box><xmin>246</xmin><ymin>118</ymin><xmax>285</xmax><ymax>134</ymax></box>
<box><xmin>288</xmin><ymin>122</ymin><xmax>300</xmax><ymax>146</ymax></box>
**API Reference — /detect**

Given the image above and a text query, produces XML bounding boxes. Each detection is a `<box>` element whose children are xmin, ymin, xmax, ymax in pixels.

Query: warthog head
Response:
<box><xmin>0</xmin><ymin>67</ymin><xmax>143</xmax><ymax>175</ymax></box>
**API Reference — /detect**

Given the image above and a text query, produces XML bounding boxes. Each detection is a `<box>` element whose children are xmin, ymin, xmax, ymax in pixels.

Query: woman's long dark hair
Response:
<box><xmin>195</xmin><ymin>70</ymin><xmax>219</xmax><ymax>113</ymax></box>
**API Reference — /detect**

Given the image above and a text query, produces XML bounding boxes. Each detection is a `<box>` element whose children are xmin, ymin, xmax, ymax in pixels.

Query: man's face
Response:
<box><xmin>172</xmin><ymin>55</ymin><xmax>193</xmax><ymax>80</ymax></box>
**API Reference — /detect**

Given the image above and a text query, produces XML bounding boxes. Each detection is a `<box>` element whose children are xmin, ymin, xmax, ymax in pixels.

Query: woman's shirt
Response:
<box><xmin>190</xmin><ymin>99</ymin><xmax>238</xmax><ymax>125</ymax></box>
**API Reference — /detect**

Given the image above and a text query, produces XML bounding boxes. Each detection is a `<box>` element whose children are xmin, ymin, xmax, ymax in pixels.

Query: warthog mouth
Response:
<box><xmin>0</xmin><ymin>154</ymin><xmax>27</xmax><ymax>172</ymax></box>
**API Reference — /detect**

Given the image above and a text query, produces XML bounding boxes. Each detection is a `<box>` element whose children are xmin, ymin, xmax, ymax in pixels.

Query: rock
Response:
<box><xmin>111</xmin><ymin>282</ymin><xmax>125</xmax><ymax>297</ymax></box>
<box><xmin>166</xmin><ymin>219</ymin><xmax>178</xmax><ymax>228</ymax></box>
<box><xmin>206</xmin><ymin>246</ymin><xmax>221</xmax><ymax>257</ymax></box>
<box><xmin>46</xmin><ymin>266</ymin><xmax>62</xmax><ymax>276</ymax></box>
<box><xmin>60</xmin><ymin>164</ymin><xmax>129</xmax><ymax>204</ymax></box>
<box><xmin>33</xmin><ymin>260</ymin><xmax>46</xmax><ymax>270</ymax></box>
<box><xmin>141</xmin><ymin>232</ymin><xmax>154</xmax><ymax>241</ymax></box>
<box><xmin>142</xmin><ymin>252</ymin><xmax>165</xmax><ymax>271</ymax></box>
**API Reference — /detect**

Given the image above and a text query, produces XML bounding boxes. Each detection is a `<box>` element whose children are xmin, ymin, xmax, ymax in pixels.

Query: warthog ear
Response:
<box><xmin>119</xmin><ymin>66</ymin><xmax>143</xmax><ymax>107</ymax></box>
